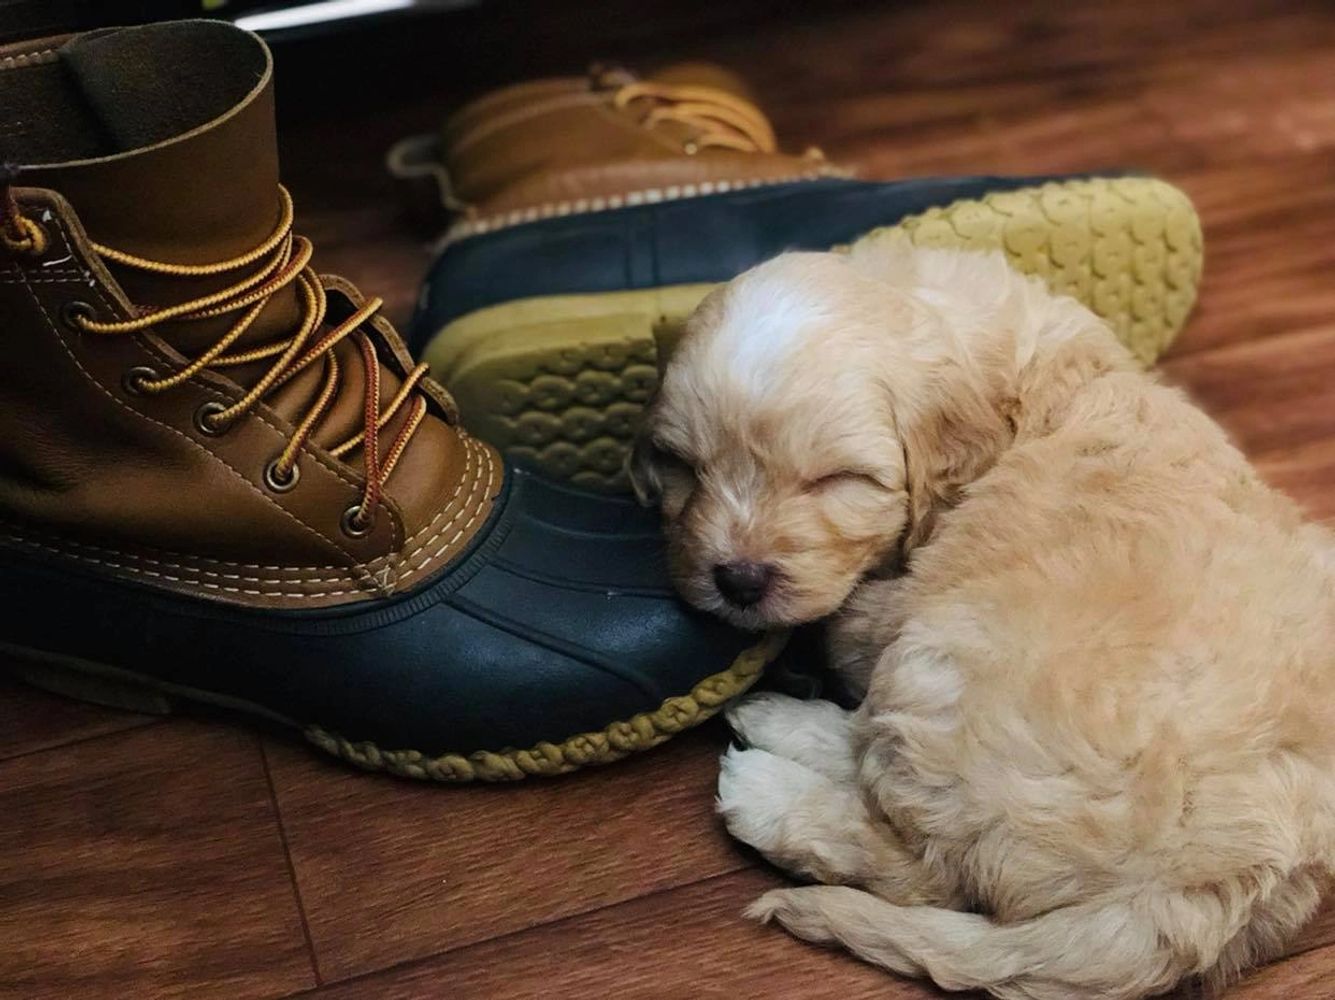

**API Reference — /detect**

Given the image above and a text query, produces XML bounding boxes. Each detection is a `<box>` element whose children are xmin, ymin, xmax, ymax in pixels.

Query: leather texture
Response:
<box><xmin>1</xmin><ymin>21</ymin><xmax>492</xmax><ymax>608</ymax></box>
<box><xmin>0</xmin><ymin>467</ymin><xmax>763</xmax><ymax>755</ymax></box>
<box><xmin>410</xmin><ymin>173</ymin><xmax>1088</xmax><ymax>350</ymax></box>
<box><xmin>388</xmin><ymin>62</ymin><xmax>846</xmax><ymax>232</ymax></box>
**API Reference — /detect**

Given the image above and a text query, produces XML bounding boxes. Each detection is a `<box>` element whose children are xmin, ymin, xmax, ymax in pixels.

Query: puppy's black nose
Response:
<box><xmin>713</xmin><ymin>561</ymin><xmax>774</xmax><ymax>608</ymax></box>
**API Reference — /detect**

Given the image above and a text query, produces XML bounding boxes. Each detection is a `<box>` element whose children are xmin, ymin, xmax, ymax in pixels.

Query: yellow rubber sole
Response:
<box><xmin>424</xmin><ymin>177</ymin><xmax>1204</xmax><ymax>492</ymax></box>
<box><xmin>3</xmin><ymin>630</ymin><xmax>786</xmax><ymax>783</ymax></box>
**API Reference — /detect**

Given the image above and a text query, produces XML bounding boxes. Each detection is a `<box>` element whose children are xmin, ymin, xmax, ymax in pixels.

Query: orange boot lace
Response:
<box><xmin>4</xmin><ymin>182</ymin><xmax>430</xmax><ymax>536</ymax></box>
<box><xmin>597</xmin><ymin>68</ymin><xmax>825</xmax><ymax>162</ymax></box>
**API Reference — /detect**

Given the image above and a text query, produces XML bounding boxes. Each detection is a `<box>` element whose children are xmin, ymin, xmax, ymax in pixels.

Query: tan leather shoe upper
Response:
<box><xmin>0</xmin><ymin>22</ymin><xmax>498</xmax><ymax>608</ymax></box>
<box><xmin>388</xmin><ymin>62</ymin><xmax>850</xmax><ymax>240</ymax></box>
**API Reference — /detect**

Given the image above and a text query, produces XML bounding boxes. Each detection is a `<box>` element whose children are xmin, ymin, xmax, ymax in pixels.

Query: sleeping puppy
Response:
<box><xmin>629</xmin><ymin>242</ymin><xmax>1335</xmax><ymax>1000</ymax></box>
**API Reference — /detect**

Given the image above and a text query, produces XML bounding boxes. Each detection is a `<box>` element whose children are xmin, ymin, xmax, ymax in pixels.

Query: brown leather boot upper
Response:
<box><xmin>388</xmin><ymin>62</ymin><xmax>850</xmax><ymax>238</ymax></box>
<box><xmin>0</xmin><ymin>21</ymin><xmax>500</xmax><ymax>608</ymax></box>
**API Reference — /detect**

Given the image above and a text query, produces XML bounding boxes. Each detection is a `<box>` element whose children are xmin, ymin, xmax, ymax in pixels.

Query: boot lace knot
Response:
<box><xmin>1</xmin><ymin>169</ymin><xmax>47</xmax><ymax>256</ymax></box>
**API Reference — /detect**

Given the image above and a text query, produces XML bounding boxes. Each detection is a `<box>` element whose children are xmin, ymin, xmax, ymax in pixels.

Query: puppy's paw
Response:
<box><xmin>717</xmin><ymin>745</ymin><xmax>828</xmax><ymax>853</ymax></box>
<box><xmin>743</xmin><ymin>888</ymin><xmax>789</xmax><ymax>924</ymax></box>
<box><xmin>725</xmin><ymin>692</ymin><xmax>857</xmax><ymax>782</ymax></box>
<box><xmin>744</xmin><ymin>887</ymin><xmax>850</xmax><ymax>946</ymax></box>
<box><xmin>744</xmin><ymin>888</ymin><xmax>825</xmax><ymax>929</ymax></box>
<box><xmin>718</xmin><ymin>746</ymin><xmax>879</xmax><ymax>883</ymax></box>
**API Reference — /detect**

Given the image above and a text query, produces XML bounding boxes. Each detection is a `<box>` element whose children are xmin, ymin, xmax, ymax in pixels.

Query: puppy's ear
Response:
<box><xmin>627</xmin><ymin>427</ymin><xmax>663</xmax><ymax>507</ymax></box>
<box><xmin>898</xmin><ymin>372</ymin><xmax>1016</xmax><ymax>553</ymax></box>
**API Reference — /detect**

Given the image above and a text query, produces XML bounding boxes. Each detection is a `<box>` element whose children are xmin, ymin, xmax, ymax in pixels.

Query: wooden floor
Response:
<box><xmin>5</xmin><ymin>1</ymin><xmax>1335</xmax><ymax>996</ymax></box>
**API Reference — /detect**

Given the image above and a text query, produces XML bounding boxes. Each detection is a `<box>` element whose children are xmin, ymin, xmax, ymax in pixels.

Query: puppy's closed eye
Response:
<box><xmin>629</xmin><ymin>433</ymin><xmax>697</xmax><ymax>507</ymax></box>
<box><xmin>805</xmin><ymin>470</ymin><xmax>885</xmax><ymax>493</ymax></box>
<box><xmin>654</xmin><ymin>444</ymin><xmax>697</xmax><ymax>479</ymax></box>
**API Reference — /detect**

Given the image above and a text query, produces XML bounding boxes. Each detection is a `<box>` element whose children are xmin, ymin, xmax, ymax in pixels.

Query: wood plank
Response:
<box><xmin>1226</xmin><ymin>942</ymin><xmax>1335</xmax><ymax>999</ymax></box>
<box><xmin>0</xmin><ymin>723</ymin><xmax>314</xmax><ymax>1000</ymax></box>
<box><xmin>1256</xmin><ymin>439</ymin><xmax>1335</xmax><ymax>523</ymax></box>
<box><xmin>0</xmin><ymin>670</ymin><xmax>155</xmax><ymax>762</ymax></box>
<box><xmin>1163</xmin><ymin>323</ymin><xmax>1335</xmax><ymax>462</ymax></box>
<box><xmin>1292</xmin><ymin>899</ymin><xmax>1335</xmax><ymax>956</ymax></box>
<box><xmin>984</xmin><ymin>96</ymin><xmax>1200</xmax><ymax>178</ymax></box>
<box><xmin>304</xmin><ymin>868</ymin><xmax>940</xmax><ymax>1000</ymax></box>
<box><xmin>1168</xmin><ymin>154</ymin><xmax>1335</xmax><ymax>357</ymax></box>
<box><xmin>1143</xmin><ymin>49</ymin><xmax>1335</xmax><ymax>166</ymax></box>
<box><xmin>266</xmin><ymin>721</ymin><xmax>751</xmax><ymax>981</ymax></box>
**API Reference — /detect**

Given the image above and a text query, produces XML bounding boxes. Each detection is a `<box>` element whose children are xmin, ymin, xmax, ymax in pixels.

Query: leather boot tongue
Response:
<box><xmin>32</xmin><ymin>22</ymin><xmax>372</xmax><ymax>448</ymax></box>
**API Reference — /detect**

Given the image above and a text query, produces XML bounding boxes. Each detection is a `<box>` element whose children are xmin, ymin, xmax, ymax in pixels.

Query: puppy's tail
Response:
<box><xmin>748</xmin><ymin>887</ymin><xmax>1193</xmax><ymax>1000</ymax></box>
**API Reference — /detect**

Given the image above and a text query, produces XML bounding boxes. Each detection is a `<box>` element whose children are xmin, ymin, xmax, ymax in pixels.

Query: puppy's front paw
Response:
<box><xmin>716</xmin><ymin>745</ymin><xmax>825</xmax><ymax>854</ymax></box>
<box><xmin>718</xmin><ymin>745</ymin><xmax>879</xmax><ymax>883</ymax></box>
<box><xmin>725</xmin><ymin>692</ymin><xmax>857</xmax><ymax>782</ymax></box>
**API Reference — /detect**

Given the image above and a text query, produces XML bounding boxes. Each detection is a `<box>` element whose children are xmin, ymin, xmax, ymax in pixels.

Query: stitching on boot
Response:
<box><xmin>129</xmin><ymin>329</ymin><xmax>411</xmax><ymax>557</ymax></box>
<box><xmin>0</xmin><ymin>435</ymin><xmax>492</xmax><ymax>584</ymax></box>
<box><xmin>432</xmin><ymin>168</ymin><xmax>851</xmax><ymax>250</ymax></box>
<box><xmin>386</xmin><ymin>433</ymin><xmax>480</xmax><ymax>549</ymax></box>
<box><xmin>0</xmin><ymin>49</ymin><xmax>59</xmax><ymax>70</ymax></box>
<box><xmin>402</xmin><ymin>438</ymin><xmax>497</xmax><ymax>572</ymax></box>
<box><xmin>0</xmin><ymin>531</ymin><xmax>377</xmax><ymax>599</ymax></box>
<box><xmin>368</xmin><ymin>433</ymin><xmax>483</xmax><ymax>583</ymax></box>
<box><xmin>0</xmin><ymin>522</ymin><xmax>347</xmax><ymax>574</ymax></box>
<box><xmin>0</xmin><ymin>293</ymin><xmax>493</xmax><ymax>593</ymax></box>
<box><xmin>16</xmin><ymin>241</ymin><xmax>380</xmax><ymax>591</ymax></box>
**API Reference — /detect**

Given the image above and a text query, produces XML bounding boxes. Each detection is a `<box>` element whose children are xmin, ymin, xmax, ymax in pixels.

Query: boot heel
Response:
<box><xmin>8</xmin><ymin>657</ymin><xmax>174</xmax><ymax>715</ymax></box>
<box><xmin>423</xmin><ymin>284</ymin><xmax>715</xmax><ymax>491</ymax></box>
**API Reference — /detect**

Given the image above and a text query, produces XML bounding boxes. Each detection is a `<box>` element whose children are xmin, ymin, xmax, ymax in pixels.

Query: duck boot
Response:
<box><xmin>0</xmin><ymin>20</ymin><xmax>782</xmax><ymax>782</ymax></box>
<box><xmin>387</xmin><ymin>61</ymin><xmax>847</xmax><ymax>237</ymax></box>
<box><xmin>411</xmin><ymin>173</ymin><xmax>1203</xmax><ymax>492</ymax></box>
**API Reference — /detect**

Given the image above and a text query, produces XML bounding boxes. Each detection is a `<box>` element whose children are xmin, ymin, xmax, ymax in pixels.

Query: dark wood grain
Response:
<box><xmin>264</xmin><ymin>723</ymin><xmax>749</xmax><ymax>981</ymax></box>
<box><xmin>1170</xmin><ymin>156</ymin><xmax>1335</xmax><ymax>356</ymax></box>
<box><xmin>1291</xmin><ymin>900</ymin><xmax>1335</xmax><ymax>956</ymax></box>
<box><xmin>1227</xmin><ymin>942</ymin><xmax>1335</xmax><ymax>999</ymax></box>
<box><xmin>4</xmin><ymin>0</ymin><xmax>1335</xmax><ymax>997</ymax></box>
<box><xmin>0</xmin><ymin>670</ymin><xmax>155</xmax><ymax>761</ymax></box>
<box><xmin>300</xmin><ymin>874</ymin><xmax>1335</xmax><ymax>1000</ymax></box>
<box><xmin>302</xmin><ymin>868</ymin><xmax>941</xmax><ymax>1000</ymax></box>
<box><xmin>0</xmin><ymin>723</ymin><xmax>313</xmax><ymax>1000</ymax></box>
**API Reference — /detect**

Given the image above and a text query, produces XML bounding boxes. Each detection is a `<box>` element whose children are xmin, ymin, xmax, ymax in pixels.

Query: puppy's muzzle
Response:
<box><xmin>713</xmin><ymin>560</ymin><xmax>775</xmax><ymax>608</ymax></box>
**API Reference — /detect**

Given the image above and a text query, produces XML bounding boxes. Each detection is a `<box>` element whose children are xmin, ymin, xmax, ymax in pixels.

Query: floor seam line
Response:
<box><xmin>277</xmin><ymin>860</ymin><xmax>757</xmax><ymax>997</ymax></box>
<box><xmin>261</xmin><ymin>738</ymin><xmax>326</xmax><ymax>990</ymax></box>
<box><xmin>0</xmin><ymin>716</ymin><xmax>159</xmax><ymax>765</ymax></box>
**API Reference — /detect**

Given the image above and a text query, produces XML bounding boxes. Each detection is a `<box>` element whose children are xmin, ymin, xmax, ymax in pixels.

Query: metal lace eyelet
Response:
<box><xmin>263</xmin><ymin>458</ymin><xmax>300</xmax><ymax>493</ymax></box>
<box><xmin>194</xmin><ymin>401</ymin><xmax>230</xmax><ymax>437</ymax></box>
<box><xmin>340</xmin><ymin>504</ymin><xmax>373</xmax><ymax>538</ymax></box>
<box><xmin>60</xmin><ymin>300</ymin><xmax>95</xmax><ymax>331</ymax></box>
<box><xmin>682</xmin><ymin>140</ymin><xmax>700</xmax><ymax>155</ymax></box>
<box><xmin>121</xmin><ymin>366</ymin><xmax>158</xmax><ymax>396</ymax></box>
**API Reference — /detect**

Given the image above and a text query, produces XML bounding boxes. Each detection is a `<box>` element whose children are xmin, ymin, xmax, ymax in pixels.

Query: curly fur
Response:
<box><xmin>632</xmin><ymin>241</ymin><xmax>1335</xmax><ymax>999</ymax></box>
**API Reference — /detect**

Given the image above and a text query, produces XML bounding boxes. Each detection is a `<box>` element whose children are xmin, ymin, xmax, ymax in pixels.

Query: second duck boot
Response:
<box><xmin>387</xmin><ymin>60</ymin><xmax>846</xmax><ymax>236</ymax></box>
<box><xmin>411</xmin><ymin>176</ymin><xmax>1202</xmax><ymax>492</ymax></box>
<box><xmin>0</xmin><ymin>20</ymin><xmax>782</xmax><ymax>782</ymax></box>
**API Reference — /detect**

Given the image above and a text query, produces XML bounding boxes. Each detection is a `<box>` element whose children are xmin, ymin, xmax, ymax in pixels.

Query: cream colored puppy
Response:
<box><xmin>630</xmin><ymin>243</ymin><xmax>1335</xmax><ymax>999</ymax></box>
